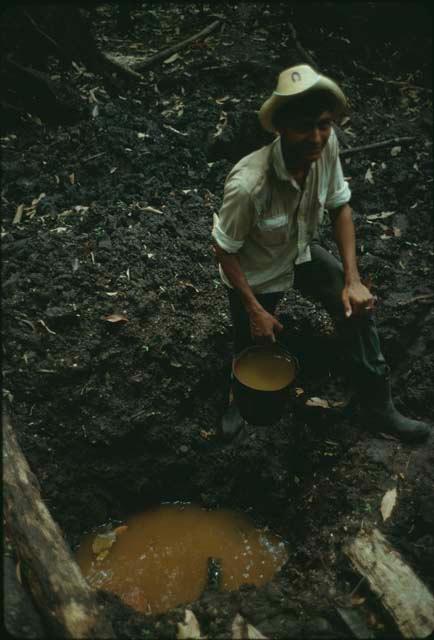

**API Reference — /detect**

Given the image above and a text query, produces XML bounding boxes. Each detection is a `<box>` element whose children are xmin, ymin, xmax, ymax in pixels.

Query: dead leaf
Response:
<box><xmin>139</xmin><ymin>205</ymin><xmax>163</xmax><ymax>214</ymax></box>
<box><xmin>177</xmin><ymin>609</ymin><xmax>202</xmax><ymax>639</ymax></box>
<box><xmin>364</xmin><ymin>167</ymin><xmax>374</xmax><ymax>184</ymax></box>
<box><xmin>69</xmin><ymin>173</ymin><xmax>75</xmax><ymax>185</ymax></box>
<box><xmin>103</xmin><ymin>314</ymin><xmax>128</xmax><ymax>323</ymax></box>
<box><xmin>306</xmin><ymin>397</ymin><xmax>331</xmax><ymax>409</ymax></box>
<box><xmin>50</xmin><ymin>227</ymin><xmax>69</xmax><ymax>233</ymax></box>
<box><xmin>26</xmin><ymin>192</ymin><xmax>46</xmax><ymax>215</ymax></box>
<box><xmin>232</xmin><ymin>613</ymin><xmax>267</xmax><ymax>639</ymax></box>
<box><xmin>351</xmin><ymin>595</ymin><xmax>366</xmax><ymax>606</ymax></box>
<box><xmin>37</xmin><ymin>319</ymin><xmax>56</xmax><ymax>335</ymax></box>
<box><xmin>380</xmin><ymin>486</ymin><xmax>398</xmax><ymax>522</ymax></box>
<box><xmin>179</xmin><ymin>280</ymin><xmax>200</xmax><ymax>293</ymax></box>
<box><xmin>295</xmin><ymin>387</ymin><xmax>305</xmax><ymax>397</ymax></box>
<box><xmin>164</xmin><ymin>52</ymin><xmax>181</xmax><ymax>64</ymax></box>
<box><xmin>92</xmin><ymin>104</ymin><xmax>99</xmax><ymax>118</ymax></box>
<box><xmin>163</xmin><ymin>124</ymin><xmax>188</xmax><ymax>137</ymax></box>
<box><xmin>390</xmin><ymin>146</ymin><xmax>401</xmax><ymax>156</ymax></box>
<box><xmin>232</xmin><ymin>614</ymin><xmax>246</xmax><ymax>639</ymax></box>
<box><xmin>200</xmin><ymin>429</ymin><xmax>215</xmax><ymax>439</ymax></box>
<box><xmin>366</xmin><ymin>211</ymin><xmax>395</xmax><ymax>221</ymax></box>
<box><xmin>13</xmin><ymin>204</ymin><xmax>24</xmax><ymax>225</ymax></box>
<box><xmin>380</xmin><ymin>227</ymin><xmax>401</xmax><ymax>239</ymax></box>
<box><xmin>215</xmin><ymin>95</ymin><xmax>231</xmax><ymax>104</ymax></box>
<box><xmin>246</xmin><ymin>625</ymin><xmax>267</xmax><ymax>640</ymax></box>
<box><xmin>92</xmin><ymin>531</ymin><xmax>116</xmax><ymax>555</ymax></box>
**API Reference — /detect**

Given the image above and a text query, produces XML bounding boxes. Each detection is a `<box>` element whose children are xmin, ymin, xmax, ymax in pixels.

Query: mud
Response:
<box><xmin>2</xmin><ymin>3</ymin><xmax>433</xmax><ymax>638</ymax></box>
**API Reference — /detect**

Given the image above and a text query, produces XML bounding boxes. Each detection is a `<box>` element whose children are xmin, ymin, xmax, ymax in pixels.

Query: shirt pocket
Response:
<box><xmin>253</xmin><ymin>214</ymin><xmax>289</xmax><ymax>247</ymax></box>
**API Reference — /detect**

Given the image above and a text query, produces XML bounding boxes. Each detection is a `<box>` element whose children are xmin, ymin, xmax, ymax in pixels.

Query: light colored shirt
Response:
<box><xmin>212</xmin><ymin>129</ymin><xmax>351</xmax><ymax>293</ymax></box>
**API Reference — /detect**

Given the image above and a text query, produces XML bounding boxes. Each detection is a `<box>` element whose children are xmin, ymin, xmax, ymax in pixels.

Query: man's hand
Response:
<box><xmin>342</xmin><ymin>280</ymin><xmax>376</xmax><ymax>318</ymax></box>
<box><xmin>248</xmin><ymin>307</ymin><xmax>283</xmax><ymax>342</ymax></box>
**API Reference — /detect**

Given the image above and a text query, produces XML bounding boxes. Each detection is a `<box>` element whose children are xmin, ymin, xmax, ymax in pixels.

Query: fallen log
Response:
<box><xmin>339</xmin><ymin>136</ymin><xmax>415</xmax><ymax>156</ymax></box>
<box><xmin>3</xmin><ymin>412</ymin><xmax>114</xmax><ymax>639</ymax></box>
<box><xmin>344</xmin><ymin>527</ymin><xmax>434</xmax><ymax>639</ymax></box>
<box><xmin>133</xmin><ymin>19</ymin><xmax>222</xmax><ymax>72</ymax></box>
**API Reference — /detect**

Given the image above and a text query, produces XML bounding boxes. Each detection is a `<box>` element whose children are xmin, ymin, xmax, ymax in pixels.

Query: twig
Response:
<box><xmin>21</xmin><ymin>8</ymin><xmax>65</xmax><ymax>59</ymax></box>
<box><xmin>286</xmin><ymin>20</ymin><xmax>318</xmax><ymax>69</ymax></box>
<box><xmin>349</xmin><ymin>575</ymin><xmax>367</xmax><ymax>598</ymax></box>
<box><xmin>133</xmin><ymin>19</ymin><xmax>222</xmax><ymax>72</ymax></box>
<box><xmin>284</xmin><ymin>21</ymin><xmax>354</xmax><ymax>148</ymax></box>
<box><xmin>82</xmin><ymin>151</ymin><xmax>106</xmax><ymax>163</ymax></box>
<box><xmin>375</xmin><ymin>78</ymin><xmax>432</xmax><ymax>94</ymax></box>
<box><xmin>340</xmin><ymin>136</ymin><xmax>415</xmax><ymax>156</ymax></box>
<box><xmin>13</xmin><ymin>204</ymin><xmax>24</xmax><ymax>225</ymax></box>
<box><xmin>353</xmin><ymin>62</ymin><xmax>432</xmax><ymax>94</ymax></box>
<box><xmin>397</xmin><ymin>293</ymin><xmax>434</xmax><ymax>306</ymax></box>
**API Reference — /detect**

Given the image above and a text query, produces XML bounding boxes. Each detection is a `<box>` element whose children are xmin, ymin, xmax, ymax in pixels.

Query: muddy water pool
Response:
<box><xmin>76</xmin><ymin>503</ymin><xmax>288</xmax><ymax>614</ymax></box>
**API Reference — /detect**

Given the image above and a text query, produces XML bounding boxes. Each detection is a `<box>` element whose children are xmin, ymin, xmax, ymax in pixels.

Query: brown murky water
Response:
<box><xmin>234</xmin><ymin>346</ymin><xmax>296</xmax><ymax>391</ymax></box>
<box><xmin>75</xmin><ymin>503</ymin><xmax>288</xmax><ymax>614</ymax></box>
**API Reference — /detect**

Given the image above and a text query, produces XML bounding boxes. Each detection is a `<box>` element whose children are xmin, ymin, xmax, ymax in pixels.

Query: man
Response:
<box><xmin>212</xmin><ymin>64</ymin><xmax>431</xmax><ymax>443</ymax></box>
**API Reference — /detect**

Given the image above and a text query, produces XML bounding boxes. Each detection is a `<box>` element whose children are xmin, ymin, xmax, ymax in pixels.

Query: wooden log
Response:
<box><xmin>344</xmin><ymin>527</ymin><xmax>434</xmax><ymax>639</ymax></box>
<box><xmin>3</xmin><ymin>412</ymin><xmax>114</xmax><ymax>639</ymax></box>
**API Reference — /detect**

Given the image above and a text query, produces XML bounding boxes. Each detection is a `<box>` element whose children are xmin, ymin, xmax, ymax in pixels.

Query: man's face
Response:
<box><xmin>278</xmin><ymin>110</ymin><xmax>334</xmax><ymax>165</ymax></box>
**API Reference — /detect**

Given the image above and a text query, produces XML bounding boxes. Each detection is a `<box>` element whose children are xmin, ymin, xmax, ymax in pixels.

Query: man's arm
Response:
<box><xmin>213</xmin><ymin>244</ymin><xmax>283</xmax><ymax>341</ymax></box>
<box><xmin>330</xmin><ymin>203</ymin><xmax>375</xmax><ymax>317</ymax></box>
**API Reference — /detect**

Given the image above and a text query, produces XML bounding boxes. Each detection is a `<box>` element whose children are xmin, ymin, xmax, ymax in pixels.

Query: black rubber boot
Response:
<box><xmin>221</xmin><ymin>403</ymin><xmax>245</xmax><ymax>441</ymax></box>
<box><xmin>357</xmin><ymin>368</ymin><xmax>431</xmax><ymax>443</ymax></box>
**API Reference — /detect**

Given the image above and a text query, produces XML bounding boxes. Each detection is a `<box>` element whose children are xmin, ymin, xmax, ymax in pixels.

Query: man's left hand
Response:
<box><xmin>342</xmin><ymin>281</ymin><xmax>376</xmax><ymax>318</ymax></box>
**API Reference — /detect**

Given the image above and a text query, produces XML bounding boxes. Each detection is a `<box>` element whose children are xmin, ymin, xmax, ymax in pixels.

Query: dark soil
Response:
<box><xmin>2</xmin><ymin>3</ymin><xmax>433</xmax><ymax>638</ymax></box>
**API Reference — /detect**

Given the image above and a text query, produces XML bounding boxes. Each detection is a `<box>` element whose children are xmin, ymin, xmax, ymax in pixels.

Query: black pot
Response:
<box><xmin>232</xmin><ymin>344</ymin><xmax>298</xmax><ymax>426</ymax></box>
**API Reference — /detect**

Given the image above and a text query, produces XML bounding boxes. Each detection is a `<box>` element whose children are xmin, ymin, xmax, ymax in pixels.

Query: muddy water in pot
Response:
<box><xmin>76</xmin><ymin>503</ymin><xmax>287</xmax><ymax>614</ymax></box>
<box><xmin>234</xmin><ymin>347</ymin><xmax>295</xmax><ymax>391</ymax></box>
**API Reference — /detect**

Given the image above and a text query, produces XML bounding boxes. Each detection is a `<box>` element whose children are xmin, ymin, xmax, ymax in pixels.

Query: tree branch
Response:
<box><xmin>133</xmin><ymin>19</ymin><xmax>222</xmax><ymax>72</ymax></box>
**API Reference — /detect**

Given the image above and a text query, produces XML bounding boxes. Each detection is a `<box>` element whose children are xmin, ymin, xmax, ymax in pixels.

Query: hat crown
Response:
<box><xmin>274</xmin><ymin>64</ymin><xmax>319</xmax><ymax>97</ymax></box>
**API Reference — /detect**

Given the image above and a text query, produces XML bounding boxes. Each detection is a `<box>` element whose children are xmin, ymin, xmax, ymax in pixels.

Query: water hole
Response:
<box><xmin>75</xmin><ymin>502</ymin><xmax>288</xmax><ymax>614</ymax></box>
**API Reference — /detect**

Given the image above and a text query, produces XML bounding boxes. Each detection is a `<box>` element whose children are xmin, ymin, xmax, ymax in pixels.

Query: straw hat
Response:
<box><xmin>258</xmin><ymin>64</ymin><xmax>347</xmax><ymax>132</ymax></box>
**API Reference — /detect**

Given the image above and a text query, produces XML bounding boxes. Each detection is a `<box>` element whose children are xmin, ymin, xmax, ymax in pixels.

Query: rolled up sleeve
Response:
<box><xmin>212</xmin><ymin>175</ymin><xmax>254</xmax><ymax>253</ymax></box>
<box><xmin>325</xmin><ymin>132</ymin><xmax>352</xmax><ymax>210</ymax></box>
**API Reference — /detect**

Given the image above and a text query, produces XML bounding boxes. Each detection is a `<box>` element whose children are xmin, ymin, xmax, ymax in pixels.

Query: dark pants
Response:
<box><xmin>227</xmin><ymin>243</ymin><xmax>386</xmax><ymax>379</ymax></box>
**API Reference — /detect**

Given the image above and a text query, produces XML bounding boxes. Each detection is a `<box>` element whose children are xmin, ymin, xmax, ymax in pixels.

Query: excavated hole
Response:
<box><xmin>75</xmin><ymin>501</ymin><xmax>288</xmax><ymax>615</ymax></box>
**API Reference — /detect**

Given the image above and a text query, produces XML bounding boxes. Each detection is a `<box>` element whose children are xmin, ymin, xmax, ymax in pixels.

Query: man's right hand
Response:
<box><xmin>248</xmin><ymin>307</ymin><xmax>283</xmax><ymax>343</ymax></box>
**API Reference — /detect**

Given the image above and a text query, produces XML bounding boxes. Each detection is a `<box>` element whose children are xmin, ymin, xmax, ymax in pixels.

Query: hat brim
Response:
<box><xmin>258</xmin><ymin>76</ymin><xmax>347</xmax><ymax>133</ymax></box>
